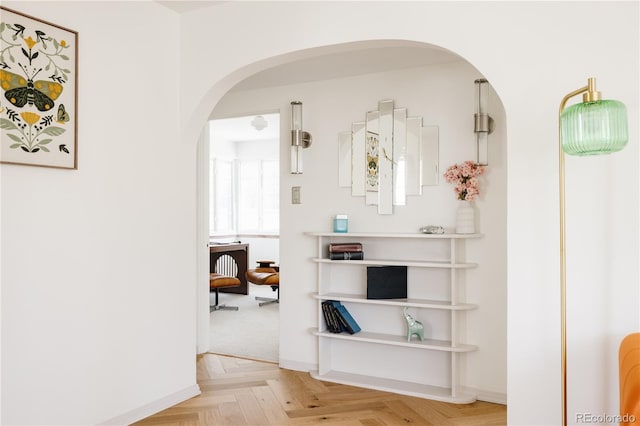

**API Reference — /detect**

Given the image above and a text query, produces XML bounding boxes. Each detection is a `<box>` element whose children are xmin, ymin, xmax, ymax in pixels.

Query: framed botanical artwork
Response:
<box><xmin>0</xmin><ymin>6</ymin><xmax>78</xmax><ymax>169</ymax></box>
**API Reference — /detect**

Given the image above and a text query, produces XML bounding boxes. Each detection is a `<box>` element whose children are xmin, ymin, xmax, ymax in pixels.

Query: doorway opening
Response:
<box><xmin>195</xmin><ymin>41</ymin><xmax>506</xmax><ymax>403</ymax></box>
<box><xmin>208</xmin><ymin>112</ymin><xmax>280</xmax><ymax>362</ymax></box>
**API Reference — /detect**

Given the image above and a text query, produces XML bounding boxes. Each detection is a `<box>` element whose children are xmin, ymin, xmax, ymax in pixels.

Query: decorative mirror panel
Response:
<box><xmin>338</xmin><ymin>99</ymin><xmax>439</xmax><ymax>214</ymax></box>
<box><xmin>365</xmin><ymin>110</ymin><xmax>379</xmax><ymax>207</ymax></box>
<box><xmin>351</xmin><ymin>122</ymin><xmax>365</xmax><ymax>196</ymax></box>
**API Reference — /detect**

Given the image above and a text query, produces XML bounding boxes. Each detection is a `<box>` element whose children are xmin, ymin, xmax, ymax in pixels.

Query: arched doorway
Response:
<box><xmin>196</xmin><ymin>39</ymin><xmax>507</xmax><ymax>404</ymax></box>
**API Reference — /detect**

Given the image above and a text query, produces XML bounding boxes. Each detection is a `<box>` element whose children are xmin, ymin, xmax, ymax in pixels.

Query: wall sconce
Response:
<box><xmin>474</xmin><ymin>78</ymin><xmax>494</xmax><ymax>166</ymax></box>
<box><xmin>557</xmin><ymin>77</ymin><xmax>628</xmax><ymax>426</ymax></box>
<box><xmin>290</xmin><ymin>101</ymin><xmax>312</xmax><ymax>174</ymax></box>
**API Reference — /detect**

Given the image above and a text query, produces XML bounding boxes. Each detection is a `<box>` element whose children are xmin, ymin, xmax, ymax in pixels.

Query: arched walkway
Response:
<box><xmin>195</xmin><ymin>38</ymin><xmax>508</xmax><ymax>405</ymax></box>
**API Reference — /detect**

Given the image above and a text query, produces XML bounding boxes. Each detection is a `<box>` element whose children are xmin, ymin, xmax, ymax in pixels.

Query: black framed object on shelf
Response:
<box><xmin>366</xmin><ymin>265</ymin><xmax>407</xmax><ymax>299</ymax></box>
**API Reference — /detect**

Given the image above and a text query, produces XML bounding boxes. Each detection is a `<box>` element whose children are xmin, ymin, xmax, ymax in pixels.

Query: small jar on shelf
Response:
<box><xmin>333</xmin><ymin>214</ymin><xmax>348</xmax><ymax>233</ymax></box>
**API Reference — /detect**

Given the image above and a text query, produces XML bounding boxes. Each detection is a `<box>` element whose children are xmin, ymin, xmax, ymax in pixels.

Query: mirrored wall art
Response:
<box><xmin>338</xmin><ymin>100</ymin><xmax>439</xmax><ymax>214</ymax></box>
<box><xmin>351</xmin><ymin>122</ymin><xmax>365</xmax><ymax>196</ymax></box>
<box><xmin>338</xmin><ymin>131</ymin><xmax>351</xmax><ymax>187</ymax></box>
<box><xmin>421</xmin><ymin>125</ymin><xmax>440</xmax><ymax>186</ymax></box>
<box><xmin>365</xmin><ymin>109</ymin><xmax>379</xmax><ymax>207</ymax></box>
<box><xmin>393</xmin><ymin>108</ymin><xmax>407</xmax><ymax>205</ymax></box>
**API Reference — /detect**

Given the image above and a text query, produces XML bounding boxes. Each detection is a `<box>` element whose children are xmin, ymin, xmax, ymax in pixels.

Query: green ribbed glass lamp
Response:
<box><xmin>560</xmin><ymin>81</ymin><xmax>628</xmax><ymax>156</ymax></box>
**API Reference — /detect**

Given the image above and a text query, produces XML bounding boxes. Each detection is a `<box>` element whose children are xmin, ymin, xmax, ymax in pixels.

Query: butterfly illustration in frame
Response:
<box><xmin>1</xmin><ymin>63</ymin><xmax>63</xmax><ymax>112</ymax></box>
<box><xmin>0</xmin><ymin>5</ymin><xmax>78</xmax><ymax>168</ymax></box>
<box><xmin>56</xmin><ymin>103</ymin><xmax>69</xmax><ymax>124</ymax></box>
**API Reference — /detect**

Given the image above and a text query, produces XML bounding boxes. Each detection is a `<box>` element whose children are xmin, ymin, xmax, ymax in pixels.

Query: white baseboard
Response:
<box><xmin>275</xmin><ymin>360</ymin><xmax>507</xmax><ymax>406</ymax></box>
<box><xmin>98</xmin><ymin>384</ymin><xmax>201</xmax><ymax>426</ymax></box>
<box><xmin>461</xmin><ymin>386</ymin><xmax>507</xmax><ymax>405</ymax></box>
<box><xmin>279</xmin><ymin>358</ymin><xmax>316</xmax><ymax>372</ymax></box>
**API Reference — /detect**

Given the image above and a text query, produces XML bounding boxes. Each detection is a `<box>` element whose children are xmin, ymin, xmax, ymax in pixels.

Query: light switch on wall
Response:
<box><xmin>292</xmin><ymin>186</ymin><xmax>301</xmax><ymax>204</ymax></box>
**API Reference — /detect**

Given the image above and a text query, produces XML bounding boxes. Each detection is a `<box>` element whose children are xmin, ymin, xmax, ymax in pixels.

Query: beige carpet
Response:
<box><xmin>208</xmin><ymin>283</ymin><xmax>279</xmax><ymax>362</ymax></box>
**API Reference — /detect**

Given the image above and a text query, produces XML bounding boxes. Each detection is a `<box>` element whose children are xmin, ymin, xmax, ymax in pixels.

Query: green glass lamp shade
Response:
<box><xmin>561</xmin><ymin>100</ymin><xmax>628</xmax><ymax>155</ymax></box>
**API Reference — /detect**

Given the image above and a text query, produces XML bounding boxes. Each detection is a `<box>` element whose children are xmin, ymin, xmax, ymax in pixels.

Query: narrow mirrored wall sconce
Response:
<box><xmin>474</xmin><ymin>78</ymin><xmax>494</xmax><ymax>166</ymax></box>
<box><xmin>291</xmin><ymin>101</ymin><xmax>312</xmax><ymax>174</ymax></box>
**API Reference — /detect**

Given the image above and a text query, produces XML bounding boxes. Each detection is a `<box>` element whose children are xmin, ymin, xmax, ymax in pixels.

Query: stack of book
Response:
<box><xmin>321</xmin><ymin>300</ymin><xmax>361</xmax><ymax>334</ymax></box>
<box><xmin>328</xmin><ymin>242</ymin><xmax>364</xmax><ymax>260</ymax></box>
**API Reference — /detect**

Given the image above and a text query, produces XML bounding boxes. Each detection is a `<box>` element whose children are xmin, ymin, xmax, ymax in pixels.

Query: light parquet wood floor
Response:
<box><xmin>134</xmin><ymin>353</ymin><xmax>506</xmax><ymax>426</ymax></box>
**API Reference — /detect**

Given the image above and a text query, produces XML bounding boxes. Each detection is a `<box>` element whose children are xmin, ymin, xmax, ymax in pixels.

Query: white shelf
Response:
<box><xmin>309</xmin><ymin>370</ymin><xmax>477</xmax><ymax>404</ymax></box>
<box><xmin>308</xmin><ymin>230</ymin><xmax>481</xmax><ymax>404</ymax></box>
<box><xmin>313</xmin><ymin>293</ymin><xmax>477</xmax><ymax>311</ymax></box>
<box><xmin>314</xmin><ymin>330</ymin><xmax>477</xmax><ymax>352</ymax></box>
<box><xmin>305</xmin><ymin>231</ymin><xmax>483</xmax><ymax>239</ymax></box>
<box><xmin>313</xmin><ymin>258</ymin><xmax>477</xmax><ymax>268</ymax></box>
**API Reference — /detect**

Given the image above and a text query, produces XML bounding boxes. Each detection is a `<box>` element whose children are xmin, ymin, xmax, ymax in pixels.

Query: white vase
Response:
<box><xmin>455</xmin><ymin>200</ymin><xmax>475</xmax><ymax>234</ymax></box>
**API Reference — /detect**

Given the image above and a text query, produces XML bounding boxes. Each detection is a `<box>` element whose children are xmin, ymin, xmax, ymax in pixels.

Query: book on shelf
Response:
<box><xmin>321</xmin><ymin>300</ymin><xmax>343</xmax><ymax>333</ymax></box>
<box><xmin>321</xmin><ymin>300</ymin><xmax>361</xmax><ymax>334</ymax></box>
<box><xmin>320</xmin><ymin>301</ymin><xmax>333</xmax><ymax>332</ymax></box>
<box><xmin>328</xmin><ymin>242</ymin><xmax>363</xmax><ymax>253</ymax></box>
<box><xmin>329</xmin><ymin>251</ymin><xmax>364</xmax><ymax>260</ymax></box>
<box><xmin>330</xmin><ymin>300</ymin><xmax>361</xmax><ymax>334</ymax></box>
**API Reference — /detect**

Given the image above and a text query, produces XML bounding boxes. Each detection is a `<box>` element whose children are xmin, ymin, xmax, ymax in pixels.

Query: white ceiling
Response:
<box><xmin>155</xmin><ymin>1</ymin><xmax>226</xmax><ymax>14</ymax></box>
<box><xmin>211</xmin><ymin>113</ymin><xmax>280</xmax><ymax>143</ymax></box>
<box><xmin>212</xmin><ymin>45</ymin><xmax>463</xmax><ymax>140</ymax></box>
<box><xmin>232</xmin><ymin>45</ymin><xmax>463</xmax><ymax>92</ymax></box>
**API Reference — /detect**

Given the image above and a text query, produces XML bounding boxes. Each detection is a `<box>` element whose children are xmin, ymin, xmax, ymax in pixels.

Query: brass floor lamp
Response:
<box><xmin>558</xmin><ymin>78</ymin><xmax>628</xmax><ymax>426</ymax></box>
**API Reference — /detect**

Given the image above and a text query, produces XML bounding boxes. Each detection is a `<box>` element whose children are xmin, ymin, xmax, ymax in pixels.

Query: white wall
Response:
<box><xmin>212</xmin><ymin>61</ymin><xmax>508</xmax><ymax>399</ymax></box>
<box><xmin>0</xmin><ymin>2</ymin><xmax>637</xmax><ymax>425</ymax></box>
<box><xmin>1</xmin><ymin>2</ymin><xmax>199</xmax><ymax>425</ymax></box>
<box><xmin>182</xmin><ymin>2</ymin><xmax>639</xmax><ymax>425</ymax></box>
<box><xmin>241</xmin><ymin>237</ymin><xmax>279</xmax><ymax>269</ymax></box>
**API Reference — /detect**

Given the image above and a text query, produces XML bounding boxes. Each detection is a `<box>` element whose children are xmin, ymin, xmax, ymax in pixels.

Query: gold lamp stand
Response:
<box><xmin>558</xmin><ymin>78</ymin><xmax>628</xmax><ymax>426</ymax></box>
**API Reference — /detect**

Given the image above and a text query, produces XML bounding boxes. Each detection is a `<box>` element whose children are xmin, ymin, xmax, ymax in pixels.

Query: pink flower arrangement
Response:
<box><xmin>443</xmin><ymin>160</ymin><xmax>486</xmax><ymax>201</ymax></box>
